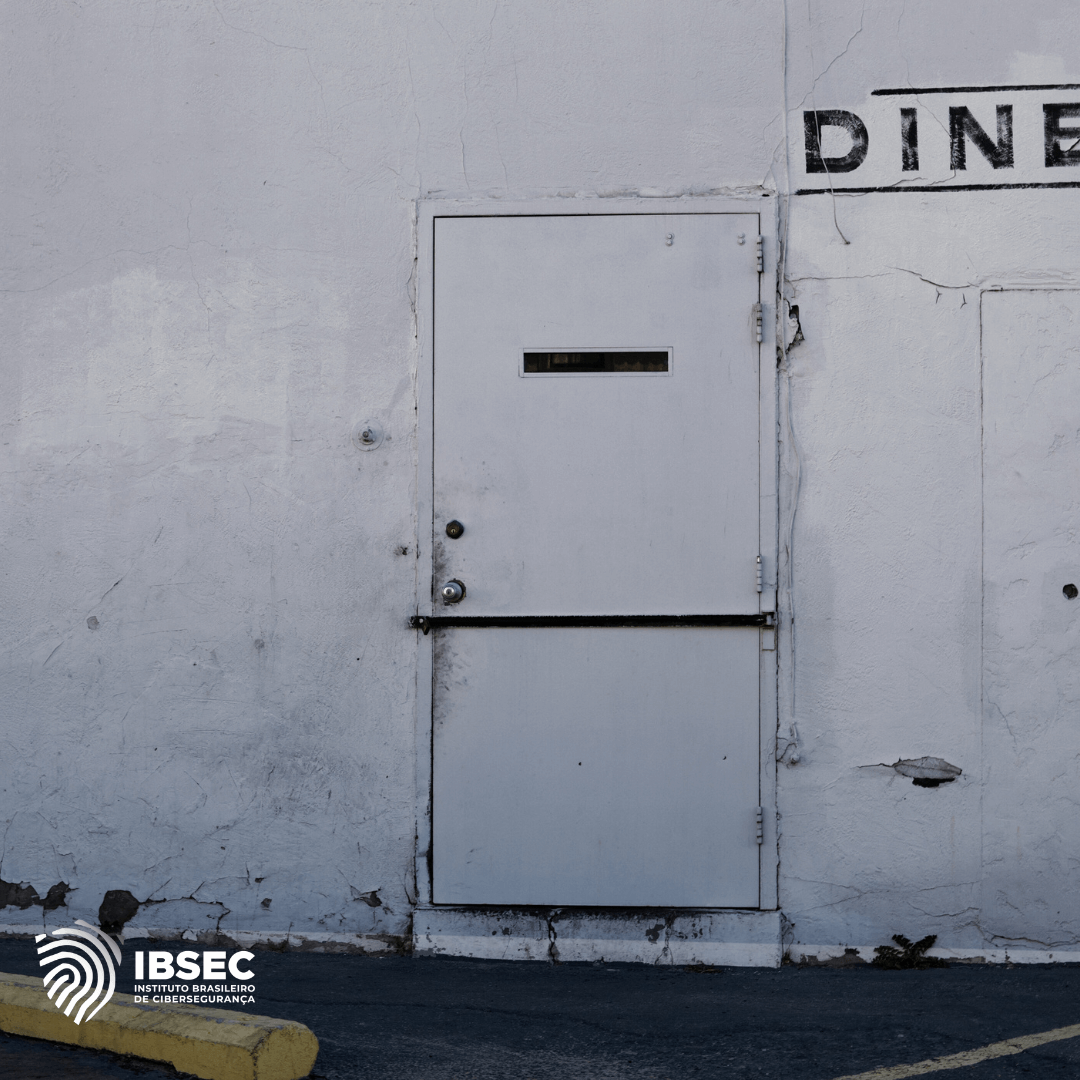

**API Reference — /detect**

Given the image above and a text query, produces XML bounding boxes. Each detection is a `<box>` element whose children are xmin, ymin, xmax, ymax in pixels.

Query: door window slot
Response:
<box><xmin>522</xmin><ymin>349</ymin><xmax>670</xmax><ymax>375</ymax></box>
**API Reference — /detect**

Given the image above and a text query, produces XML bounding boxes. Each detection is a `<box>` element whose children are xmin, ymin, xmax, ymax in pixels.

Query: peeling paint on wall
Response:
<box><xmin>0</xmin><ymin>880</ymin><xmax>69</xmax><ymax>913</ymax></box>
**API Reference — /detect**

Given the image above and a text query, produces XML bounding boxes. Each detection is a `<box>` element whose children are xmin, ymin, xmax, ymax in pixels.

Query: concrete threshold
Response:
<box><xmin>0</xmin><ymin>971</ymin><xmax>317</xmax><ymax>1080</ymax></box>
<box><xmin>414</xmin><ymin>907</ymin><xmax>783</xmax><ymax>966</ymax></box>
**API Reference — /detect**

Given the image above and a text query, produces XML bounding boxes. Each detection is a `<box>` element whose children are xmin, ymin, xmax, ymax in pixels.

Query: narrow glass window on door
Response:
<box><xmin>523</xmin><ymin>350</ymin><xmax>670</xmax><ymax>374</ymax></box>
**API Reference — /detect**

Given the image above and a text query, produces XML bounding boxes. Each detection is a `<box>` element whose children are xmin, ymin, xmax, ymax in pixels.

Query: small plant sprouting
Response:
<box><xmin>871</xmin><ymin>934</ymin><xmax>949</xmax><ymax>969</ymax></box>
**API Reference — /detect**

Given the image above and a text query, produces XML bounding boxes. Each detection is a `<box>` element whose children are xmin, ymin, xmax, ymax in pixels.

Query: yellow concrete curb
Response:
<box><xmin>0</xmin><ymin>971</ymin><xmax>318</xmax><ymax>1080</ymax></box>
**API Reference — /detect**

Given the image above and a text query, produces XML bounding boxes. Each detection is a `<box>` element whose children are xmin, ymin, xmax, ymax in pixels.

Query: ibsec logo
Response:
<box><xmin>35</xmin><ymin>920</ymin><xmax>121</xmax><ymax>1025</ymax></box>
<box><xmin>133</xmin><ymin>948</ymin><xmax>256</xmax><ymax>1006</ymax></box>
<box><xmin>32</xmin><ymin>925</ymin><xmax>258</xmax><ymax>1020</ymax></box>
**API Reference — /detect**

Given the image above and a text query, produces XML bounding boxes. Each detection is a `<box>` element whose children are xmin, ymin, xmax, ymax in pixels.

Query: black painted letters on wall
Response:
<box><xmin>1044</xmin><ymin>104</ymin><xmax>1080</xmax><ymax>167</ymax></box>
<box><xmin>803</xmin><ymin>111</ymin><xmax>869</xmax><ymax>173</ymax></box>
<box><xmin>900</xmin><ymin>108</ymin><xmax>918</xmax><ymax>171</ymax></box>
<box><xmin>949</xmin><ymin>106</ymin><xmax>1013</xmax><ymax>169</ymax></box>
<box><xmin>803</xmin><ymin>100</ymin><xmax>1080</xmax><ymax>178</ymax></box>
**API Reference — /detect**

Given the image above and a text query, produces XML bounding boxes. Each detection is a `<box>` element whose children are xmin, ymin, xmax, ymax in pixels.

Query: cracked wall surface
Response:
<box><xmin>777</xmin><ymin>0</ymin><xmax>1080</xmax><ymax>959</ymax></box>
<box><xmin>0</xmin><ymin>0</ymin><xmax>782</xmax><ymax>946</ymax></box>
<box><xmin>3</xmin><ymin>0</ymin><xmax>1080</xmax><ymax>957</ymax></box>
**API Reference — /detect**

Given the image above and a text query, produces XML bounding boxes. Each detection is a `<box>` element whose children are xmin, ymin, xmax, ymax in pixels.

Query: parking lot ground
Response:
<box><xmin>2</xmin><ymin>938</ymin><xmax>1080</xmax><ymax>1079</ymax></box>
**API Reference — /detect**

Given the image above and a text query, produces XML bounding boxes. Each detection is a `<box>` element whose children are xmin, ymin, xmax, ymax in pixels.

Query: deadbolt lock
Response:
<box><xmin>445</xmin><ymin>520</ymin><xmax>464</xmax><ymax>539</ymax></box>
<box><xmin>441</xmin><ymin>579</ymin><xmax>466</xmax><ymax>604</ymax></box>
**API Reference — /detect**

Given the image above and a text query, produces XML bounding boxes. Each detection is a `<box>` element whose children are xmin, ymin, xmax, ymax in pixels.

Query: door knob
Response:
<box><xmin>441</xmin><ymin>579</ymin><xmax>466</xmax><ymax>604</ymax></box>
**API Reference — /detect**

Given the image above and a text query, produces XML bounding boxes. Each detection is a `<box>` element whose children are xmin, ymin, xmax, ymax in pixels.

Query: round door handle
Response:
<box><xmin>441</xmin><ymin>579</ymin><xmax>466</xmax><ymax>604</ymax></box>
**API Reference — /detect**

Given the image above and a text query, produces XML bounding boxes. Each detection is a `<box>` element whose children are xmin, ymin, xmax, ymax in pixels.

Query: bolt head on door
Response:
<box><xmin>352</xmin><ymin>420</ymin><xmax>384</xmax><ymax>451</ymax></box>
<box><xmin>441</xmin><ymin>579</ymin><xmax>466</xmax><ymax>604</ymax></box>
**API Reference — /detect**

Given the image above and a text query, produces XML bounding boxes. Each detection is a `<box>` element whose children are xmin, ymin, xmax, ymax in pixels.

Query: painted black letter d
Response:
<box><xmin>804</xmin><ymin>111</ymin><xmax>869</xmax><ymax>173</ymax></box>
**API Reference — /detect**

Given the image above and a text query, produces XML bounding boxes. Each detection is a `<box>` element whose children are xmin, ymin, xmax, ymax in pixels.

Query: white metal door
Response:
<box><xmin>982</xmin><ymin>290</ymin><xmax>1080</xmax><ymax>939</ymax></box>
<box><xmin>430</xmin><ymin>213</ymin><xmax>764</xmax><ymax>906</ymax></box>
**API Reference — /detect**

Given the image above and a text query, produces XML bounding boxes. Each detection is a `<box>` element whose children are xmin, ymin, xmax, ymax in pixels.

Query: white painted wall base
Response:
<box><xmin>7</xmin><ymin>923</ymin><xmax>1076</xmax><ymax>966</ymax></box>
<box><xmin>788</xmin><ymin>945</ymin><xmax>1080</xmax><ymax>966</ymax></box>
<box><xmin>413</xmin><ymin>908</ymin><xmax>783</xmax><ymax>967</ymax></box>
<box><xmin>0</xmin><ymin>926</ymin><xmax>402</xmax><ymax>955</ymax></box>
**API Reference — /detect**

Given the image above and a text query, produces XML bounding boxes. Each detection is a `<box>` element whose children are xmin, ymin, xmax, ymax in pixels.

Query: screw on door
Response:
<box><xmin>441</xmin><ymin>579</ymin><xmax>466</xmax><ymax>604</ymax></box>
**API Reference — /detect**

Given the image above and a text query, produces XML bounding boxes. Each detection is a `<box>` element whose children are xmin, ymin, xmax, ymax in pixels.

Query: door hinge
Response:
<box><xmin>756</xmin><ymin>554</ymin><xmax>763</xmax><ymax>593</ymax></box>
<box><xmin>755</xmin><ymin>234</ymin><xmax>764</xmax><ymax>272</ymax></box>
<box><xmin>755</xmin><ymin>807</ymin><xmax>764</xmax><ymax>845</ymax></box>
<box><xmin>753</xmin><ymin>303</ymin><xmax>763</xmax><ymax>343</ymax></box>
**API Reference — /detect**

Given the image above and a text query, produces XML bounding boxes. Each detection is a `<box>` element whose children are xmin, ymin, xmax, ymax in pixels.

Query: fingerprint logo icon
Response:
<box><xmin>35</xmin><ymin>920</ymin><xmax>121</xmax><ymax>1025</ymax></box>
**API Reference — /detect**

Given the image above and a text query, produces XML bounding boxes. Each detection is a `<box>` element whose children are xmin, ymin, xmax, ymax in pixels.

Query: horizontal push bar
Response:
<box><xmin>410</xmin><ymin>613</ymin><xmax>773</xmax><ymax>634</ymax></box>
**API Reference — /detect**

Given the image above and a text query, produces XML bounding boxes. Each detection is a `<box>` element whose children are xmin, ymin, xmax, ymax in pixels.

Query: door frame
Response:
<box><xmin>413</xmin><ymin>196</ymin><xmax>779</xmax><ymax>911</ymax></box>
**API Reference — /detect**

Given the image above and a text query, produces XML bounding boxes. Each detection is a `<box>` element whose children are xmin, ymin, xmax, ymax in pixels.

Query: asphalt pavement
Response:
<box><xmin>2</xmin><ymin>937</ymin><xmax>1080</xmax><ymax>1079</ymax></box>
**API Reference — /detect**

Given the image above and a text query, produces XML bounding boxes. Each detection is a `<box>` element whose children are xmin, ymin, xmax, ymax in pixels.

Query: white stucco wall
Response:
<box><xmin>2</xmin><ymin>0</ymin><xmax>1079</xmax><ymax>959</ymax></box>
<box><xmin>779</xmin><ymin>1</ymin><xmax>1080</xmax><ymax>960</ymax></box>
